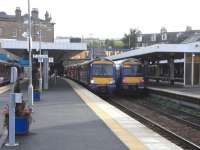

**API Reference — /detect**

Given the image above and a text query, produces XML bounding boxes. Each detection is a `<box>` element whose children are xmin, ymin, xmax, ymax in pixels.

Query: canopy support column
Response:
<box><xmin>168</xmin><ymin>57</ymin><xmax>174</xmax><ymax>85</ymax></box>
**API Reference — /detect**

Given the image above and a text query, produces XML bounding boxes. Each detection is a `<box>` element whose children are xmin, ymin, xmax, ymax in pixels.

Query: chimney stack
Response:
<box><xmin>15</xmin><ymin>7</ymin><xmax>21</xmax><ymax>20</ymax></box>
<box><xmin>31</xmin><ymin>8</ymin><xmax>39</xmax><ymax>19</ymax></box>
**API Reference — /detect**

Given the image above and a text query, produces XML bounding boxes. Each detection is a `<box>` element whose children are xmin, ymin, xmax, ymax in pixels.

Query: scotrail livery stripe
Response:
<box><xmin>123</xmin><ymin>77</ymin><xmax>143</xmax><ymax>84</ymax></box>
<box><xmin>92</xmin><ymin>77</ymin><xmax>113</xmax><ymax>85</ymax></box>
<box><xmin>92</xmin><ymin>61</ymin><xmax>113</xmax><ymax>65</ymax></box>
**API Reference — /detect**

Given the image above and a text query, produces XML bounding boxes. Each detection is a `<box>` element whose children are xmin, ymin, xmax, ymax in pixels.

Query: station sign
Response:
<box><xmin>33</xmin><ymin>55</ymin><xmax>54</xmax><ymax>63</ymax></box>
<box><xmin>38</xmin><ymin>57</ymin><xmax>43</xmax><ymax>63</ymax></box>
<box><xmin>49</xmin><ymin>57</ymin><xmax>54</xmax><ymax>63</ymax></box>
<box><xmin>33</xmin><ymin>54</ymin><xmax>48</xmax><ymax>59</ymax></box>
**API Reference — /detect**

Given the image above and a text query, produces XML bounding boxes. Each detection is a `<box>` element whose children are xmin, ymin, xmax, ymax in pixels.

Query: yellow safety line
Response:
<box><xmin>66</xmin><ymin>79</ymin><xmax>148</xmax><ymax>150</ymax></box>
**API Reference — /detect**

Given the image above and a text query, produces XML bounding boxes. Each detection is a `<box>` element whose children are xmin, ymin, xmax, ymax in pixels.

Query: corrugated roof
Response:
<box><xmin>106</xmin><ymin>42</ymin><xmax>200</xmax><ymax>60</ymax></box>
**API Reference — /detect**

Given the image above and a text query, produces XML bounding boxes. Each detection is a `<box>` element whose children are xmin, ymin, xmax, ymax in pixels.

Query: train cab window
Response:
<box><xmin>123</xmin><ymin>65</ymin><xmax>142</xmax><ymax>76</ymax></box>
<box><xmin>92</xmin><ymin>64</ymin><xmax>113</xmax><ymax>76</ymax></box>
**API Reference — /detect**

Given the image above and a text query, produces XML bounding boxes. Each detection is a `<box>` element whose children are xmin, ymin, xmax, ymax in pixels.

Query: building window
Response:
<box><xmin>162</xmin><ymin>33</ymin><xmax>167</xmax><ymax>41</ymax></box>
<box><xmin>12</xmin><ymin>31</ymin><xmax>17</xmax><ymax>38</ymax></box>
<box><xmin>176</xmin><ymin>32</ymin><xmax>182</xmax><ymax>38</ymax></box>
<box><xmin>151</xmin><ymin>34</ymin><xmax>156</xmax><ymax>41</ymax></box>
<box><xmin>137</xmin><ymin>35</ymin><xmax>142</xmax><ymax>42</ymax></box>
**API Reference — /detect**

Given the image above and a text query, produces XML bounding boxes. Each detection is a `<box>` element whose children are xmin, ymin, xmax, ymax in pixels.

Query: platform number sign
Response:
<box><xmin>10</xmin><ymin>67</ymin><xmax>18</xmax><ymax>83</ymax></box>
<box><xmin>49</xmin><ymin>57</ymin><xmax>54</xmax><ymax>63</ymax></box>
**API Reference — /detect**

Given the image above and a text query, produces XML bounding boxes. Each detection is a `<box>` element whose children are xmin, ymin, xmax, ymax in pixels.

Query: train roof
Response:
<box><xmin>114</xmin><ymin>58</ymin><xmax>141</xmax><ymax>65</ymax></box>
<box><xmin>78</xmin><ymin>58</ymin><xmax>113</xmax><ymax>66</ymax></box>
<box><xmin>65</xmin><ymin>58</ymin><xmax>114</xmax><ymax>69</ymax></box>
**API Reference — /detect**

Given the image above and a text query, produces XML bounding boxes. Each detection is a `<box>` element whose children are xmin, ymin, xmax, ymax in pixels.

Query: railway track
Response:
<box><xmin>101</xmin><ymin>95</ymin><xmax>200</xmax><ymax>150</ymax></box>
<box><xmin>126</xmin><ymin>98</ymin><xmax>200</xmax><ymax>130</ymax></box>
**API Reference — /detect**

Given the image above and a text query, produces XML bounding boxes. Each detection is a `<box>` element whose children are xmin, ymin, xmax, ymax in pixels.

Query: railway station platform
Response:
<box><xmin>147</xmin><ymin>85</ymin><xmax>200</xmax><ymax>106</ymax></box>
<box><xmin>0</xmin><ymin>78</ymin><xmax>183</xmax><ymax>150</ymax></box>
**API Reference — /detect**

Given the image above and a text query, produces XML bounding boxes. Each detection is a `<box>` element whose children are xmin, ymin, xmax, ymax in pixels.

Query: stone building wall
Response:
<box><xmin>0</xmin><ymin>7</ymin><xmax>54</xmax><ymax>42</ymax></box>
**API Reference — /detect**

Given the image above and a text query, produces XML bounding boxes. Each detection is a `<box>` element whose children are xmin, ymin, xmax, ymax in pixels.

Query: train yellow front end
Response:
<box><xmin>117</xmin><ymin>58</ymin><xmax>144</xmax><ymax>92</ymax></box>
<box><xmin>89</xmin><ymin>59</ymin><xmax>116</xmax><ymax>93</ymax></box>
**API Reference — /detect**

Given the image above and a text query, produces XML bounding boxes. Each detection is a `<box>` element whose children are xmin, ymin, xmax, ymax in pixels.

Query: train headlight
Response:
<box><xmin>109</xmin><ymin>80</ymin><xmax>115</xmax><ymax>84</ymax></box>
<box><xmin>123</xmin><ymin>79</ymin><xmax>127</xmax><ymax>83</ymax></box>
<box><xmin>140</xmin><ymin>79</ymin><xmax>144</xmax><ymax>84</ymax></box>
<box><xmin>90</xmin><ymin>80</ymin><xmax>95</xmax><ymax>84</ymax></box>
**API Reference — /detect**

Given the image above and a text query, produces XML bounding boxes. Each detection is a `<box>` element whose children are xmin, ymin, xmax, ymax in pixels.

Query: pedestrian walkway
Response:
<box><xmin>66</xmin><ymin>79</ymin><xmax>182</xmax><ymax>150</ymax></box>
<box><xmin>1</xmin><ymin>78</ymin><xmax>127</xmax><ymax>150</ymax></box>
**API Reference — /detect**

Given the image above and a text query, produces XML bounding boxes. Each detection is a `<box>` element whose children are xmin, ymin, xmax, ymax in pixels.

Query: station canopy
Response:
<box><xmin>106</xmin><ymin>42</ymin><xmax>200</xmax><ymax>61</ymax></box>
<box><xmin>0</xmin><ymin>39</ymin><xmax>87</xmax><ymax>51</ymax></box>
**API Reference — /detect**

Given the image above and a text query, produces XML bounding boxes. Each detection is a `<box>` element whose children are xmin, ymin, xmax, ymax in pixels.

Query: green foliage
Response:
<box><xmin>112</xmin><ymin>40</ymin><xmax>124</xmax><ymax>49</ymax></box>
<box><xmin>105</xmin><ymin>39</ymin><xmax>113</xmax><ymax>48</ymax></box>
<box><xmin>88</xmin><ymin>40</ymin><xmax>104</xmax><ymax>48</ymax></box>
<box><xmin>122</xmin><ymin>28</ymin><xmax>141</xmax><ymax>49</ymax></box>
<box><xmin>105</xmin><ymin>39</ymin><xmax>124</xmax><ymax>49</ymax></box>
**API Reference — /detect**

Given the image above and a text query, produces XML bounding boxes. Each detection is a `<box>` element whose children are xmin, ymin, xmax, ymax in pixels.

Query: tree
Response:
<box><xmin>122</xmin><ymin>28</ymin><xmax>141</xmax><ymax>49</ymax></box>
<box><xmin>112</xmin><ymin>40</ymin><xmax>124</xmax><ymax>49</ymax></box>
<box><xmin>105</xmin><ymin>39</ymin><xmax>124</xmax><ymax>49</ymax></box>
<box><xmin>105</xmin><ymin>39</ymin><xmax>113</xmax><ymax>48</ymax></box>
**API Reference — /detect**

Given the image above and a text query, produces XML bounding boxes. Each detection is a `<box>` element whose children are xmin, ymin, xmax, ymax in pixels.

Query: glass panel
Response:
<box><xmin>185</xmin><ymin>53</ymin><xmax>192</xmax><ymax>85</ymax></box>
<box><xmin>193</xmin><ymin>54</ymin><xmax>200</xmax><ymax>85</ymax></box>
<box><xmin>123</xmin><ymin>65</ymin><xmax>142</xmax><ymax>76</ymax></box>
<box><xmin>193</xmin><ymin>63</ymin><xmax>199</xmax><ymax>85</ymax></box>
<box><xmin>92</xmin><ymin>64</ymin><xmax>113</xmax><ymax>76</ymax></box>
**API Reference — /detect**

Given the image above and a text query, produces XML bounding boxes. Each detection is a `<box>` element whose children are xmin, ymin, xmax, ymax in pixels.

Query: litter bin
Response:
<box><xmin>33</xmin><ymin>91</ymin><xmax>40</xmax><ymax>101</ymax></box>
<box><xmin>15</xmin><ymin>117</ymin><xmax>29</xmax><ymax>135</ymax></box>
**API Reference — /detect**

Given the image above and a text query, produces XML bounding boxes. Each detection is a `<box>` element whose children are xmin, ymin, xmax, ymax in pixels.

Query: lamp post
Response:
<box><xmin>28</xmin><ymin>0</ymin><xmax>33</xmax><ymax>107</ymax></box>
<box><xmin>89</xmin><ymin>33</ymin><xmax>94</xmax><ymax>60</ymax></box>
<box><xmin>38</xmin><ymin>22</ymin><xmax>42</xmax><ymax>92</ymax></box>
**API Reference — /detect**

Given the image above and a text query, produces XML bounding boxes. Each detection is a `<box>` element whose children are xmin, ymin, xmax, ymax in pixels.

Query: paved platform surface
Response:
<box><xmin>148</xmin><ymin>86</ymin><xmax>200</xmax><ymax>100</ymax></box>
<box><xmin>67</xmin><ymin>79</ymin><xmax>183</xmax><ymax>150</ymax></box>
<box><xmin>146</xmin><ymin>81</ymin><xmax>200</xmax><ymax>101</ymax></box>
<box><xmin>1</xmin><ymin>79</ymin><xmax>127</xmax><ymax>150</ymax></box>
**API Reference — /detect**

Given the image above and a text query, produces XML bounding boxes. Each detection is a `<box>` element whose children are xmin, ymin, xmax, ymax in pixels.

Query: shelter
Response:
<box><xmin>107</xmin><ymin>42</ymin><xmax>200</xmax><ymax>87</ymax></box>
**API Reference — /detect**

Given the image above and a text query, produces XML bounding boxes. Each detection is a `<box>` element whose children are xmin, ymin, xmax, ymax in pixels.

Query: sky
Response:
<box><xmin>1</xmin><ymin>0</ymin><xmax>200</xmax><ymax>39</ymax></box>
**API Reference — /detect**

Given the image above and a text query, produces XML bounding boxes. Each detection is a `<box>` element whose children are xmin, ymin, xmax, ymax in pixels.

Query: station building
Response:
<box><xmin>0</xmin><ymin>8</ymin><xmax>89</xmax><ymax>65</ymax></box>
<box><xmin>0</xmin><ymin>7</ymin><xmax>54</xmax><ymax>42</ymax></box>
<box><xmin>135</xmin><ymin>27</ymin><xmax>200</xmax><ymax>48</ymax></box>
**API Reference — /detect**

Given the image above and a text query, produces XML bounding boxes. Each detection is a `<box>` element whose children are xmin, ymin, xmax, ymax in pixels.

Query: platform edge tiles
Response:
<box><xmin>65</xmin><ymin>78</ymin><xmax>148</xmax><ymax>150</ymax></box>
<box><xmin>0</xmin><ymin>85</ymin><xmax>10</xmax><ymax>94</ymax></box>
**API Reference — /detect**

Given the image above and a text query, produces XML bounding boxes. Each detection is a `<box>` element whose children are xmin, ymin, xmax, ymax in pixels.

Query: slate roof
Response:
<box><xmin>138</xmin><ymin>30</ymin><xmax>200</xmax><ymax>44</ymax></box>
<box><xmin>182</xmin><ymin>33</ymin><xmax>200</xmax><ymax>43</ymax></box>
<box><xmin>0</xmin><ymin>12</ymin><xmax>16</xmax><ymax>21</ymax></box>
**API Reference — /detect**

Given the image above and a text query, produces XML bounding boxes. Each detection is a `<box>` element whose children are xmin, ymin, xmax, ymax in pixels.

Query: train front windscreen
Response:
<box><xmin>92</xmin><ymin>64</ymin><xmax>113</xmax><ymax>76</ymax></box>
<box><xmin>123</xmin><ymin>65</ymin><xmax>142</xmax><ymax>77</ymax></box>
